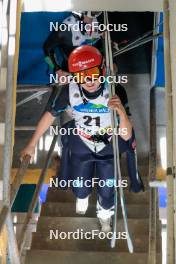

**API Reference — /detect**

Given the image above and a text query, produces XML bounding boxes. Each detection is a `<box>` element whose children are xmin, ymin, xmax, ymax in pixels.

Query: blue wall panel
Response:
<box><xmin>155</xmin><ymin>13</ymin><xmax>165</xmax><ymax>87</ymax></box>
<box><xmin>18</xmin><ymin>12</ymin><xmax>71</xmax><ymax>85</ymax></box>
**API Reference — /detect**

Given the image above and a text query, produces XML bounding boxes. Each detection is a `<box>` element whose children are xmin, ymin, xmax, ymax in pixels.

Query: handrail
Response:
<box><xmin>18</xmin><ymin>133</ymin><xmax>58</xmax><ymax>253</ymax></box>
<box><xmin>148</xmin><ymin>87</ymin><xmax>158</xmax><ymax>264</ymax></box>
<box><xmin>0</xmin><ymin>155</ymin><xmax>31</xmax><ymax>234</ymax></box>
<box><xmin>11</xmin><ymin>155</ymin><xmax>31</xmax><ymax>205</ymax></box>
<box><xmin>0</xmin><ymin>133</ymin><xmax>58</xmax><ymax>256</ymax></box>
<box><xmin>0</xmin><ymin>205</ymin><xmax>9</xmax><ymax>234</ymax></box>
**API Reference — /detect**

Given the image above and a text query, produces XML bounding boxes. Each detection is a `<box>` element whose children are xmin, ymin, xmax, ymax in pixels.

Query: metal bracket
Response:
<box><xmin>167</xmin><ymin>166</ymin><xmax>176</xmax><ymax>177</ymax></box>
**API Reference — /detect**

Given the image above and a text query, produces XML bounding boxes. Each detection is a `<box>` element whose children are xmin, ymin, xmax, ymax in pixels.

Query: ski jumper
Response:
<box><xmin>47</xmin><ymin>82</ymin><xmax>144</xmax><ymax>210</ymax></box>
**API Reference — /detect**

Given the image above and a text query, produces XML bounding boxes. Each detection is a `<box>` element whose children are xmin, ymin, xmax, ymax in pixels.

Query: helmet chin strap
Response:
<box><xmin>78</xmin><ymin>83</ymin><xmax>104</xmax><ymax>105</ymax></box>
<box><xmin>78</xmin><ymin>84</ymin><xmax>88</xmax><ymax>105</ymax></box>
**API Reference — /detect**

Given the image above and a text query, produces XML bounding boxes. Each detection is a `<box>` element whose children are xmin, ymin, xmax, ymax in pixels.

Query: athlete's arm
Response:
<box><xmin>21</xmin><ymin>86</ymin><xmax>70</xmax><ymax>162</ymax></box>
<box><xmin>20</xmin><ymin>112</ymin><xmax>56</xmax><ymax>162</ymax></box>
<box><xmin>43</xmin><ymin>31</ymin><xmax>62</xmax><ymax>71</ymax></box>
<box><xmin>43</xmin><ymin>26</ymin><xmax>72</xmax><ymax>72</ymax></box>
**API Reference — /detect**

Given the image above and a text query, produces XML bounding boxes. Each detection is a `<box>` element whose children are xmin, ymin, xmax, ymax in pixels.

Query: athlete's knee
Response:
<box><xmin>97</xmin><ymin>193</ymin><xmax>114</xmax><ymax>210</ymax></box>
<box><xmin>98</xmin><ymin>186</ymin><xmax>114</xmax><ymax>202</ymax></box>
<box><xmin>72</xmin><ymin>186</ymin><xmax>91</xmax><ymax>199</ymax></box>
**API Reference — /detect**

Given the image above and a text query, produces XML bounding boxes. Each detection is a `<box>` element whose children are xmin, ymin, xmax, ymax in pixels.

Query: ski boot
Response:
<box><xmin>76</xmin><ymin>196</ymin><xmax>89</xmax><ymax>215</ymax></box>
<box><xmin>96</xmin><ymin>201</ymin><xmax>114</xmax><ymax>233</ymax></box>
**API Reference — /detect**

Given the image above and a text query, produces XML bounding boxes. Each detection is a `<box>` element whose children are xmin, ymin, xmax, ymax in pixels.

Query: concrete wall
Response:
<box><xmin>124</xmin><ymin>74</ymin><xmax>150</xmax><ymax>157</ymax></box>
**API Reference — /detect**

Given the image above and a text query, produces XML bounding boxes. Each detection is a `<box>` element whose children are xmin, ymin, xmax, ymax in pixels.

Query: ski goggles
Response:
<box><xmin>72</xmin><ymin>66</ymin><xmax>101</xmax><ymax>84</ymax></box>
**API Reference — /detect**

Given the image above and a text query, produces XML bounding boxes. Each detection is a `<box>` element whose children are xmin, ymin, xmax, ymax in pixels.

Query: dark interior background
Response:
<box><xmin>98</xmin><ymin>12</ymin><xmax>154</xmax><ymax>74</ymax></box>
<box><xmin>18</xmin><ymin>11</ymin><xmax>154</xmax><ymax>85</ymax></box>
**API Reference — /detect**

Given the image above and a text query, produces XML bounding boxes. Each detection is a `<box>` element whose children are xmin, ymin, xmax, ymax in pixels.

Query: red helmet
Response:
<box><xmin>68</xmin><ymin>45</ymin><xmax>103</xmax><ymax>73</ymax></box>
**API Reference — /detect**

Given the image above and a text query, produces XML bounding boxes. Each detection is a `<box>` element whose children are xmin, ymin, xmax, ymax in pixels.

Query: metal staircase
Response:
<box><xmin>1</xmin><ymin>1</ymin><xmax>176</xmax><ymax>263</ymax></box>
<box><xmin>25</xmin><ymin>172</ymin><xmax>162</xmax><ymax>264</ymax></box>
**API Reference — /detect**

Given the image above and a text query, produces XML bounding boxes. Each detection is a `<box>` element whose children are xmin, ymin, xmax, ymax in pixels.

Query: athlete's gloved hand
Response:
<box><xmin>108</xmin><ymin>95</ymin><xmax>132</xmax><ymax>140</ymax></box>
<box><xmin>108</xmin><ymin>95</ymin><xmax>127</xmax><ymax>117</ymax></box>
<box><xmin>20</xmin><ymin>145</ymin><xmax>36</xmax><ymax>164</ymax></box>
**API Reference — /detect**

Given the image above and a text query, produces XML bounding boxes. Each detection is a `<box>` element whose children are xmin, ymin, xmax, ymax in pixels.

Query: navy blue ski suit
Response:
<box><xmin>47</xmin><ymin>83</ymin><xmax>144</xmax><ymax>210</ymax></box>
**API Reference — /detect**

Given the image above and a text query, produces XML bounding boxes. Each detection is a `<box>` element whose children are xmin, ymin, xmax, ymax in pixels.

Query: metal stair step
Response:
<box><xmin>120</xmin><ymin>166</ymin><xmax>149</xmax><ymax>179</ymax></box>
<box><xmin>31</xmin><ymin>232</ymin><xmax>162</xmax><ymax>253</ymax></box>
<box><xmin>36</xmin><ymin>217</ymin><xmax>161</xmax><ymax>236</ymax></box>
<box><xmin>25</xmin><ymin>250</ymin><xmax>162</xmax><ymax>264</ymax></box>
<box><xmin>46</xmin><ymin>188</ymin><xmax>149</xmax><ymax>204</ymax></box>
<box><xmin>41</xmin><ymin>202</ymin><xmax>150</xmax><ymax>219</ymax></box>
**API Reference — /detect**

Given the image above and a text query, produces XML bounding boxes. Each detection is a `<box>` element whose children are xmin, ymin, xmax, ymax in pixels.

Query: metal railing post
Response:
<box><xmin>148</xmin><ymin>11</ymin><xmax>161</xmax><ymax>263</ymax></box>
<box><xmin>0</xmin><ymin>0</ymin><xmax>11</xmax><ymax>261</ymax></box>
<box><xmin>163</xmin><ymin>1</ymin><xmax>175</xmax><ymax>263</ymax></box>
<box><xmin>0</xmin><ymin>0</ymin><xmax>22</xmax><ymax>262</ymax></box>
<box><xmin>6</xmin><ymin>214</ymin><xmax>20</xmax><ymax>264</ymax></box>
<box><xmin>168</xmin><ymin>0</ymin><xmax>176</xmax><ymax>261</ymax></box>
<box><xmin>148</xmin><ymin>87</ymin><xmax>157</xmax><ymax>264</ymax></box>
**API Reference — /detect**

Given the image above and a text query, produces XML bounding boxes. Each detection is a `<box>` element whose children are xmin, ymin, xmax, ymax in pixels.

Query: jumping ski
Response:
<box><xmin>104</xmin><ymin>11</ymin><xmax>133</xmax><ymax>253</ymax></box>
